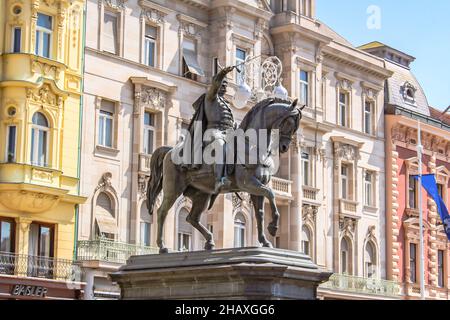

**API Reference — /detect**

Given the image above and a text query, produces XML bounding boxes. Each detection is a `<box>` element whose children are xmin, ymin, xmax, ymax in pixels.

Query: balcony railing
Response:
<box><xmin>269</xmin><ymin>177</ymin><xmax>292</xmax><ymax>198</ymax></box>
<box><xmin>139</xmin><ymin>153</ymin><xmax>152</xmax><ymax>173</ymax></box>
<box><xmin>0</xmin><ymin>252</ymin><xmax>81</xmax><ymax>281</ymax></box>
<box><xmin>76</xmin><ymin>238</ymin><xmax>159</xmax><ymax>264</ymax></box>
<box><xmin>320</xmin><ymin>273</ymin><xmax>401</xmax><ymax>298</ymax></box>
<box><xmin>340</xmin><ymin>199</ymin><xmax>358</xmax><ymax>215</ymax></box>
<box><xmin>302</xmin><ymin>186</ymin><xmax>320</xmax><ymax>203</ymax></box>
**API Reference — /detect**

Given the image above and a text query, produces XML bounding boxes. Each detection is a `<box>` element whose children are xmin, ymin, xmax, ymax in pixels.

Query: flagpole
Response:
<box><xmin>417</xmin><ymin>120</ymin><xmax>425</xmax><ymax>300</ymax></box>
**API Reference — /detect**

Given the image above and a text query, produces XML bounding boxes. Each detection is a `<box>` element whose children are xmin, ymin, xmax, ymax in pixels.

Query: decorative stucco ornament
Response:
<box><xmin>273</xmin><ymin>83</ymin><xmax>288</xmax><ymax>100</ymax></box>
<box><xmin>233</xmin><ymin>82</ymin><xmax>252</xmax><ymax>109</ymax></box>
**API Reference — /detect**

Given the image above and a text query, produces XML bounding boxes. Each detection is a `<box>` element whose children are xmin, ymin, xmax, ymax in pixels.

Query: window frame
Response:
<box><xmin>233</xmin><ymin>213</ymin><xmax>246</xmax><ymax>248</ymax></box>
<box><xmin>177</xmin><ymin>232</ymin><xmax>191</xmax><ymax>251</ymax></box>
<box><xmin>437</xmin><ymin>249</ymin><xmax>445</xmax><ymax>288</ymax></box>
<box><xmin>364</xmin><ymin>100</ymin><xmax>374</xmax><ymax>135</ymax></box>
<box><xmin>102</xmin><ymin>10</ymin><xmax>119</xmax><ymax>55</ymax></box>
<box><xmin>35</xmin><ymin>13</ymin><xmax>53</xmax><ymax>58</ymax></box>
<box><xmin>301</xmin><ymin>151</ymin><xmax>311</xmax><ymax>187</ymax></box>
<box><xmin>6</xmin><ymin>125</ymin><xmax>17</xmax><ymax>163</ymax></box>
<box><xmin>0</xmin><ymin>218</ymin><xmax>16</xmax><ymax>253</ymax></box>
<box><xmin>235</xmin><ymin>47</ymin><xmax>246</xmax><ymax>85</ymax></box>
<box><xmin>364</xmin><ymin>171</ymin><xmax>374</xmax><ymax>207</ymax></box>
<box><xmin>341</xmin><ymin>164</ymin><xmax>349</xmax><ymax>200</ymax></box>
<box><xmin>181</xmin><ymin>36</ymin><xmax>199</xmax><ymax>81</ymax></box>
<box><xmin>12</xmin><ymin>26</ymin><xmax>22</xmax><ymax>53</ymax></box>
<box><xmin>338</xmin><ymin>92</ymin><xmax>348</xmax><ymax>127</ymax></box>
<box><xmin>299</xmin><ymin>70</ymin><xmax>309</xmax><ymax>106</ymax></box>
<box><xmin>409</xmin><ymin>243</ymin><xmax>417</xmax><ymax>283</ymax></box>
<box><xmin>144</xmin><ymin>24</ymin><xmax>157</xmax><ymax>67</ymax></box>
<box><xmin>408</xmin><ymin>175</ymin><xmax>419</xmax><ymax>209</ymax></box>
<box><xmin>30</xmin><ymin>112</ymin><xmax>50</xmax><ymax>167</ymax></box>
<box><xmin>143</xmin><ymin>111</ymin><xmax>156</xmax><ymax>155</ymax></box>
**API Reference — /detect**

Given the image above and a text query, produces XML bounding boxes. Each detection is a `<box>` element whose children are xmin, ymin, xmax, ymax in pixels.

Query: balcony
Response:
<box><xmin>339</xmin><ymin>199</ymin><xmax>359</xmax><ymax>216</ymax></box>
<box><xmin>269</xmin><ymin>177</ymin><xmax>292</xmax><ymax>199</ymax></box>
<box><xmin>319</xmin><ymin>274</ymin><xmax>401</xmax><ymax>299</ymax></box>
<box><xmin>139</xmin><ymin>153</ymin><xmax>152</xmax><ymax>174</ymax></box>
<box><xmin>77</xmin><ymin>238</ymin><xmax>159</xmax><ymax>264</ymax></box>
<box><xmin>0</xmin><ymin>252</ymin><xmax>81</xmax><ymax>281</ymax></box>
<box><xmin>302</xmin><ymin>186</ymin><xmax>321</xmax><ymax>205</ymax></box>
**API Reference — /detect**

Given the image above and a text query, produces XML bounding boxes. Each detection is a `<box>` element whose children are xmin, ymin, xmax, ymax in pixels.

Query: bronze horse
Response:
<box><xmin>147</xmin><ymin>98</ymin><xmax>304</xmax><ymax>253</ymax></box>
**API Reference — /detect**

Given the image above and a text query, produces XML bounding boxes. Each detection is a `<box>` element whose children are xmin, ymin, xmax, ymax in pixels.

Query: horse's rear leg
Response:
<box><xmin>186</xmin><ymin>193</ymin><xmax>215</xmax><ymax>250</ymax></box>
<box><xmin>156</xmin><ymin>193</ymin><xmax>178</xmax><ymax>254</ymax></box>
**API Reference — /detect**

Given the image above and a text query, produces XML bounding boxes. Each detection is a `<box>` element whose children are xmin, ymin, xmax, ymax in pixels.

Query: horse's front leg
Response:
<box><xmin>250</xmin><ymin>195</ymin><xmax>272</xmax><ymax>248</ymax></box>
<box><xmin>240</xmin><ymin>176</ymin><xmax>280</xmax><ymax>238</ymax></box>
<box><xmin>186</xmin><ymin>192</ymin><xmax>215</xmax><ymax>250</ymax></box>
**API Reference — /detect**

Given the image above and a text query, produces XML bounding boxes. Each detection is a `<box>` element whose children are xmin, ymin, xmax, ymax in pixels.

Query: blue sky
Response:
<box><xmin>316</xmin><ymin>0</ymin><xmax>450</xmax><ymax>111</ymax></box>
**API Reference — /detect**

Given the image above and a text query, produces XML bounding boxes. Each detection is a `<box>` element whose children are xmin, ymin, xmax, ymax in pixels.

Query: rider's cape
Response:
<box><xmin>184</xmin><ymin>94</ymin><xmax>208</xmax><ymax>170</ymax></box>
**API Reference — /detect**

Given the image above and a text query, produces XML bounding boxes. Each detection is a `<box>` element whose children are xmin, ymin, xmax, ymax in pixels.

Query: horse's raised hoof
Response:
<box><xmin>267</xmin><ymin>222</ymin><xmax>278</xmax><ymax>237</ymax></box>
<box><xmin>262</xmin><ymin>241</ymin><xmax>273</xmax><ymax>248</ymax></box>
<box><xmin>204</xmin><ymin>241</ymin><xmax>215</xmax><ymax>251</ymax></box>
<box><xmin>159</xmin><ymin>247</ymin><xmax>169</xmax><ymax>254</ymax></box>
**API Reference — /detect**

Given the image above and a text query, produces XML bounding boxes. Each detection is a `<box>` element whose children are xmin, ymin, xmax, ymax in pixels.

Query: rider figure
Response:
<box><xmin>185</xmin><ymin>66</ymin><xmax>237</xmax><ymax>194</ymax></box>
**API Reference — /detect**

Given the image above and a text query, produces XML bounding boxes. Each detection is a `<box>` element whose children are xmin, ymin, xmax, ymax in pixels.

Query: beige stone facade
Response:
<box><xmin>76</xmin><ymin>0</ymin><xmax>396</xmax><ymax>299</ymax></box>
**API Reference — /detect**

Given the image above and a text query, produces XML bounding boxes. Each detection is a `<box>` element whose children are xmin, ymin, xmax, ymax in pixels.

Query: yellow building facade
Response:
<box><xmin>0</xmin><ymin>0</ymin><xmax>86</xmax><ymax>299</ymax></box>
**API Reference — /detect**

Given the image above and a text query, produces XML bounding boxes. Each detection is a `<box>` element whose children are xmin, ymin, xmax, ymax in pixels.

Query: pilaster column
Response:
<box><xmin>289</xmin><ymin>140</ymin><xmax>301</xmax><ymax>251</ymax></box>
<box><xmin>15</xmin><ymin>217</ymin><xmax>32</xmax><ymax>256</ymax></box>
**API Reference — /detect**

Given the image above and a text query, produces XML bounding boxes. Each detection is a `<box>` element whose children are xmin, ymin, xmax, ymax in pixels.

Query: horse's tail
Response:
<box><xmin>147</xmin><ymin>146</ymin><xmax>172</xmax><ymax>214</ymax></box>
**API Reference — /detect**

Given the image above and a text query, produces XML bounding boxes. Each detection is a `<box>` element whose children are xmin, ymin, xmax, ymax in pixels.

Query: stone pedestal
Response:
<box><xmin>110</xmin><ymin>247</ymin><xmax>332</xmax><ymax>300</ymax></box>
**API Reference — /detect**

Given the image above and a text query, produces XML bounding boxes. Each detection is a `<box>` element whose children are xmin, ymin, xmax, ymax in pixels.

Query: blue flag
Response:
<box><xmin>413</xmin><ymin>174</ymin><xmax>450</xmax><ymax>241</ymax></box>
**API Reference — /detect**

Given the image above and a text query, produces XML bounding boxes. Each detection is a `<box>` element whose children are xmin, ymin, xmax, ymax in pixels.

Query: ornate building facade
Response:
<box><xmin>360</xmin><ymin>42</ymin><xmax>450</xmax><ymax>300</ymax></box>
<box><xmin>76</xmin><ymin>0</ymin><xmax>397</xmax><ymax>300</ymax></box>
<box><xmin>0</xmin><ymin>0</ymin><xmax>86</xmax><ymax>299</ymax></box>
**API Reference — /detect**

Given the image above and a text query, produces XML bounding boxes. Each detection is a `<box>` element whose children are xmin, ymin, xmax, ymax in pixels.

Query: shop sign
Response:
<box><xmin>11</xmin><ymin>284</ymin><xmax>48</xmax><ymax>298</ymax></box>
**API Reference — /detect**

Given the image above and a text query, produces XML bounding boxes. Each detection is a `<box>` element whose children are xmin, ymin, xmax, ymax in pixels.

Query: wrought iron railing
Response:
<box><xmin>76</xmin><ymin>238</ymin><xmax>159</xmax><ymax>264</ymax></box>
<box><xmin>0</xmin><ymin>252</ymin><xmax>82</xmax><ymax>281</ymax></box>
<box><xmin>319</xmin><ymin>273</ymin><xmax>401</xmax><ymax>297</ymax></box>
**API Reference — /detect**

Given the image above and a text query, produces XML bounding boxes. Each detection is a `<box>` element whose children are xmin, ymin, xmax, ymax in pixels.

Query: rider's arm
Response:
<box><xmin>206</xmin><ymin>66</ymin><xmax>235</xmax><ymax>101</ymax></box>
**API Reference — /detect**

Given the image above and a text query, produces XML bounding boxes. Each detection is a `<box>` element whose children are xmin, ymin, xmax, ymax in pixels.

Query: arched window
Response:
<box><xmin>365</xmin><ymin>242</ymin><xmax>376</xmax><ymax>278</ymax></box>
<box><xmin>340</xmin><ymin>237</ymin><xmax>351</xmax><ymax>275</ymax></box>
<box><xmin>301</xmin><ymin>226</ymin><xmax>311</xmax><ymax>257</ymax></box>
<box><xmin>94</xmin><ymin>192</ymin><xmax>117</xmax><ymax>240</ymax></box>
<box><xmin>140</xmin><ymin>202</ymin><xmax>151</xmax><ymax>246</ymax></box>
<box><xmin>31</xmin><ymin>112</ymin><xmax>49</xmax><ymax>167</ymax></box>
<box><xmin>177</xmin><ymin>208</ymin><xmax>192</xmax><ymax>251</ymax></box>
<box><xmin>234</xmin><ymin>212</ymin><xmax>246</xmax><ymax>248</ymax></box>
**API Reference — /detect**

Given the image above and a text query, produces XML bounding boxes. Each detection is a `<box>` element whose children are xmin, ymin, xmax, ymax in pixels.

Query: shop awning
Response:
<box><xmin>95</xmin><ymin>213</ymin><xmax>117</xmax><ymax>235</ymax></box>
<box><xmin>182</xmin><ymin>49</ymin><xmax>205</xmax><ymax>76</ymax></box>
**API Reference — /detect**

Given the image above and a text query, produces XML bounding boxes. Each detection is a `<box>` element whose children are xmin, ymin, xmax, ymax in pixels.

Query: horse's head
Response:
<box><xmin>239</xmin><ymin>97</ymin><xmax>305</xmax><ymax>154</ymax></box>
<box><xmin>271</xmin><ymin>99</ymin><xmax>304</xmax><ymax>153</ymax></box>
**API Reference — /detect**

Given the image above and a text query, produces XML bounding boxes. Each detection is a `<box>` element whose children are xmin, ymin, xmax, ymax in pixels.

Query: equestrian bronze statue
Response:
<box><xmin>146</xmin><ymin>66</ymin><xmax>304</xmax><ymax>253</ymax></box>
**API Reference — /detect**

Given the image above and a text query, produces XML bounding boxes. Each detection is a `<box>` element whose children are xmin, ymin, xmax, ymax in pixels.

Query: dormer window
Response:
<box><xmin>402</xmin><ymin>82</ymin><xmax>417</xmax><ymax>105</ymax></box>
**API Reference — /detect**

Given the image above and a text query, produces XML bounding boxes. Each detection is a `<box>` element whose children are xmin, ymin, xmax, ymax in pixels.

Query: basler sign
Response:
<box><xmin>11</xmin><ymin>284</ymin><xmax>48</xmax><ymax>298</ymax></box>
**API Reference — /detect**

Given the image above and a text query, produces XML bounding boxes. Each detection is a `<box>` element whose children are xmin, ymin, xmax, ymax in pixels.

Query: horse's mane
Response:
<box><xmin>239</xmin><ymin>97</ymin><xmax>293</xmax><ymax>130</ymax></box>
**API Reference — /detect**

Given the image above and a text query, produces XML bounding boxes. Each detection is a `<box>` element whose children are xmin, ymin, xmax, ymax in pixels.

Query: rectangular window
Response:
<box><xmin>339</xmin><ymin>92</ymin><xmax>348</xmax><ymax>127</ymax></box>
<box><xmin>410</xmin><ymin>243</ymin><xmax>417</xmax><ymax>283</ymax></box>
<box><xmin>177</xmin><ymin>233</ymin><xmax>191</xmax><ymax>251</ymax></box>
<box><xmin>98</xmin><ymin>100</ymin><xmax>115</xmax><ymax>148</ymax></box>
<box><xmin>36</xmin><ymin>13</ymin><xmax>52</xmax><ymax>58</ymax></box>
<box><xmin>438</xmin><ymin>250</ymin><xmax>445</xmax><ymax>288</ymax></box>
<box><xmin>140</xmin><ymin>222</ymin><xmax>151</xmax><ymax>246</ymax></box>
<box><xmin>341</xmin><ymin>165</ymin><xmax>348</xmax><ymax>199</ymax></box>
<box><xmin>0</xmin><ymin>219</ymin><xmax>15</xmax><ymax>253</ymax></box>
<box><xmin>302</xmin><ymin>239</ymin><xmax>310</xmax><ymax>256</ymax></box>
<box><xmin>341</xmin><ymin>250</ymin><xmax>347</xmax><ymax>274</ymax></box>
<box><xmin>409</xmin><ymin>176</ymin><xmax>418</xmax><ymax>209</ymax></box>
<box><xmin>364</xmin><ymin>101</ymin><xmax>373</xmax><ymax>135</ymax></box>
<box><xmin>235</xmin><ymin>48</ymin><xmax>246</xmax><ymax>85</ymax></box>
<box><xmin>12</xmin><ymin>27</ymin><xmax>21</xmax><ymax>53</ymax></box>
<box><xmin>143</xmin><ymin>112</ymin><xmax>155</xmax><ymax>154</ymax></box>
<box><xmin>144</xmin><ymin>25</ymin><xmax>157</xmax><ymax>67</ymax></box>
<box><xmin>28</xmin><ymin>223</ymin><xmax>55</xmax><ymax>279</ymax></box>
<box><xmin>103</xmin><ymin>11</ymin><xmax>118</xmax><ymax>54</ymax></box>
<box><xmin>364</xmin><ymin>171</ymin><xmax>374</xmax><ymax>207</ymax></box>
<box><xmin>300</xmin><ymin>70</ymin><xmax>309</xmax><ymax>106</ymax></box>
<box><xmin>31</xmin><ymin>127</ymin><xmax>48</xmax><ymax>167</ymax></box>
<box><xmin>182</xmin><ymin>38</ymin><xmax>204</xmax><ymax>80</ymax></box>
<box><xmin>301</xmin><ymin>151</ymin><xmax>311</xmax><ymax>186</ymax></box>
<box><xmin>6</xmin><ymin>126</ymin><xmax>17</xmax><ymax>162</ymax></box>
<box><xmin>437</xmin><ymin>183</ymin><xmax>444</xmax><ymax>200</ymax></box>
